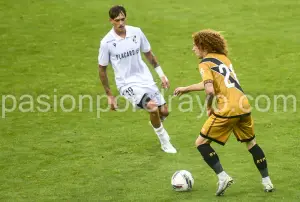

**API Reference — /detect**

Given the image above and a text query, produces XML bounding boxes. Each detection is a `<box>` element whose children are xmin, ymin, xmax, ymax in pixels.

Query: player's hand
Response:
<box><xmin>173</xmin><ymin>87</ymin><xmax>188</xmax><ymax>97</ymax></box>
<box><xmin>161</xmin><ymin>76</ymin><xmax>170</xmax><ymax>89</ymax></box>
<box><xmin>207</xmin><ymin>107</ymin><xmax>213</xmax><ymax>116</ymax></box>
<box><xmin>108</xmin><ymin>95</ymin><xmax>118</xmax><ymax>111</ymax></box>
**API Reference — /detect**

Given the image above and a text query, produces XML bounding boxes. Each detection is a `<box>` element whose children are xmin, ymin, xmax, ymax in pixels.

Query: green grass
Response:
<box><xmin>1</xmin><ymin>0</ymin><xmax>300</xmax><ymax>201</ymax></box>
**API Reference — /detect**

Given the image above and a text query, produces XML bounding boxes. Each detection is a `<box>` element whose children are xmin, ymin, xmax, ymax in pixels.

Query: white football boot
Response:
<box><xmin>158</xmin><ymin>133</ymin><xmax>176</xmax><ymax>153</ymax></box>
<box><xmin>149</xmin><ymin>121</ymin><xmax>176</xmax><ymax>153</ymax></box>
<box><xmin>262</xmin><ymin>177</ymin><xmax>274</xmax><ymax>192</ymax></box>
<box><xmin>216</xmin><ymin>175</ymin><xmax>234</xmax><ymax>196</ymax></box>
<box><xmin>161</xmin><ymin>141</ymin><xmax>177</xmax><ymax>154</ymax></box>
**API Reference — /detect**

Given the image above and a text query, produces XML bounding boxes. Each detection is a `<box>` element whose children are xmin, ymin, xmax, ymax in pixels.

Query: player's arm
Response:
<box><xmin>199</xmin><ymin>63</ymin><xmax>215</xmax><ymax>116</ymax></box>
<box><xmin>144</xmin><ymin>51</ymin><xmax>159</xmax><ymax>68</ymax></box>
<box><xmin>144</xmin><ymin>51</ymin><xmax>169</xmax><ymax>89</ymax></box>
<box><xmin>98</xmin><ymin>65</ymin><xmax>112</xmax><ymax>96</ymax></box>
<box><xmin>204</xmin><ymin>80</ymin><xmax>215</xmax><ymax>115</ymax></box>
<box><xmin>173</xmin><ymin>82</ymin><xmax>204</xmax><ymax>96</ymax></box>
<box><xmin>98</xmin><ymin>65</ymin><xmax>117</xmax><ymax>110</ymax></box>
<box><xmin>139</xmin><ymin>28</ymin><xmax>169</xmax><ymax>89</ymax></box>
<box><xmin>98</xmin><ymin>41</ymin><xmax>117</xmax><ymax>110</ymax></box>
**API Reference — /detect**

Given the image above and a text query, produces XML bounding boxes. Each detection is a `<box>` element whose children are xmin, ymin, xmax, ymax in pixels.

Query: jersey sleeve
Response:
<box><xmin>98</xmin><ymin>41</ymin><xmax>110</xmax><ymax>66</ymax></box>
<box><xmin>139</xmin><ymin>28</ymin><xmax>151</xmax><ymax>53</ymax></box>
<box><xmin>199</xmin><ymin>63</ymin><xmax>213</xmax><ymax>82</ymax></box>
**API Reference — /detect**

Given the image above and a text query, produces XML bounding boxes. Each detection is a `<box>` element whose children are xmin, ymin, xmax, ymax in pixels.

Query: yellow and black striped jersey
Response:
<box><xmin>199</xmin><ymin>53</ymin><xmax>251</xmax><ymax>117</ymax></box>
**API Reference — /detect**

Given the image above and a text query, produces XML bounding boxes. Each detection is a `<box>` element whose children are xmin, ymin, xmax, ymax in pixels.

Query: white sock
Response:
<box><xmin>217</xmin><ymin>171</ymin><xmax>228</xmax><ymax>181</ymax></box>
<box><xmin>262</xmin><ymin>176</ymin><xmax>271</xmax><ymax>183</ymax></box>
<box><xmin>152</xmin><ymin>123</ymin><xmax>170</xmax><ymax>144</ymax></box>
<box><xmin>153</xmin><ymin>123</ymin><xmax>164</xmax><ymax>135</ymax></box>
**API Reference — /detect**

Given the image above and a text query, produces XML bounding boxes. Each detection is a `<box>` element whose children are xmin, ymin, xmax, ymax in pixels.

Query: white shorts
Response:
<box><xmin>119</xmin><ymin>84</ymin><xmax>166</xmax><ymax>109</ymax></box>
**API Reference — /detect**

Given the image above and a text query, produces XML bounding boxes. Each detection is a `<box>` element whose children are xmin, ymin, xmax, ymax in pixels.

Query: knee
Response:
<box><xmin>246</xmin><ymin>138</ymin><xmax>256</xmax><ymax>150</ymax></box>
<box><xmin>146</xmin><ymin>100</ymin><xmax>158</xmax><ymax>112</ymax></box>
<box><xmin>195</xmin><ymin>136</ymin><xmax>210</xmax><ymax>147</ymax></box>
<box><xmin>160</xmin><ymin>105</ymin><xmax>169</xmax><ymax>117</ymax></box>
<box><xmin>195</xmin><ymin>139</ymin><xmax>203</xmax><ymax>147</ymax></box>
<box><xmin>195</xmin><ymin>139</ymin><xmax>201</xmax><ymax>147</ymax></box>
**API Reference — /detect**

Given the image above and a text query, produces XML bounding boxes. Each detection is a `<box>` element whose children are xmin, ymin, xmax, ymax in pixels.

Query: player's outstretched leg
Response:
<box><xmin>196</xmin><ymin>136</ymin><xmax>233</xmax><ymax>196</ymax></box>
<box><xmin>246</xmin><ymin>139</ymin><xmax>274</xmax><ymax>192</ymax></box>
<box><xmin>147</xmin><ymin>100</ymin><xmax>176</xmax><ymax>154</ymax></box>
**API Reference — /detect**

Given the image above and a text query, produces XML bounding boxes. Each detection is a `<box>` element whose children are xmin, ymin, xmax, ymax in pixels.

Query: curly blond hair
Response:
<box><xmin>192</xmin><ymin>29</ymin><xmax>228</xmax><ymax>56</ymax></box>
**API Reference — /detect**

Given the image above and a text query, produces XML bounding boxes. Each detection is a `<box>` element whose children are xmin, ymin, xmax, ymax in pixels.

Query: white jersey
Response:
<box><xmin>98</xmin><ymin>25</ymin><xmax>156</xmax><ymax>90</ymax></box>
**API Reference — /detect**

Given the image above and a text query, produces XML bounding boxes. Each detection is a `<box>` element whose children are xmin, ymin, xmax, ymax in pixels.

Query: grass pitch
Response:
<box><xmin>1</xmin><ymin>0</ymin><xmax>300</xmax><ymax>201</ymax></box>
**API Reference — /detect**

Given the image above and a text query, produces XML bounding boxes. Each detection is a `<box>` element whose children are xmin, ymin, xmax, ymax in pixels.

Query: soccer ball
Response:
<box><xmin>171</xmin><ymin>170</ymin><xmax>194</xmax><ymax>191</ymax></box>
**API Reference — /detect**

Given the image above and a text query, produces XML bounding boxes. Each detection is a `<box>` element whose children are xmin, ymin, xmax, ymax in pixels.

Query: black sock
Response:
<box><xmin>249</xmin><ymin>144</ymin><xmax>269</xmax><ymax>178</ymax></box>
<box><xmin>197</xmin><ymin>144</ymin><xmax>224</xmax><ymax>174</ymax></box>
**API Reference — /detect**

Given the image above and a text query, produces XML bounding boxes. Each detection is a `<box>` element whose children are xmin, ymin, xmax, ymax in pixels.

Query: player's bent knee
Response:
<box><xmin>146</xmin><ymin>100</ymin><xmax>158</xmax><ymax>112</ymax></box>
<box><xmin>164</xmin><ymin>111</ymin><xmax>169</xmax><ymax>117</ymax></box>
<box><xmin>159</xmin><ymin>105</ymin><xmax>169</xmax><ymax>117</ymax></box>
<box><xmin>246</xmin><ymin>138</ymin><xmax>257</xmax><ymax>150</ymax></box>
<box><xmin>195</xmin><ymin>136</ymin><xmax>210</xmax><ymax>147</ymax></box>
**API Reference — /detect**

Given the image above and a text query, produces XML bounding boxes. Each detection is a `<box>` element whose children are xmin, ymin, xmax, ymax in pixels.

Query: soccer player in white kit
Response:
<box><xmin>98</xmin><ymin>5</ymin><xmax>177</xmax><ymax>153</ymax></box>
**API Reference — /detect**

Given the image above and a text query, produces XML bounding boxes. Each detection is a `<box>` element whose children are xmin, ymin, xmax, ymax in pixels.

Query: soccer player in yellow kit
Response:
<box><xmin>174</xmin><ymin>29</ymin><xmax>274</xmax><ymax>196</ymax></box>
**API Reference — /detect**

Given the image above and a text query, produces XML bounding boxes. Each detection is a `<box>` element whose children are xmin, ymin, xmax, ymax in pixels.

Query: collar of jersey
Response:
<box><xmin>111</xmin><ymin>26</ymin><xmax>133</xmax><ymax>41</ymax></box>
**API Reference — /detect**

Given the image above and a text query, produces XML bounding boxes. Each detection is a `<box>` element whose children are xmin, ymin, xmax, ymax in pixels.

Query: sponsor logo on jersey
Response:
<box><xmin>116</xmin><ymin>48</ymin><xmax>140</xmax><ymax>60</ymax></box>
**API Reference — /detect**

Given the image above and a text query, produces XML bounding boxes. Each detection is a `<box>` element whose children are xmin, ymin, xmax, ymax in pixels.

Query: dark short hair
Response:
<box><xmin>109</xmin><ymin>5</ymin><xmax>126</xmax><ymax>19</ymax></box>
